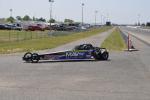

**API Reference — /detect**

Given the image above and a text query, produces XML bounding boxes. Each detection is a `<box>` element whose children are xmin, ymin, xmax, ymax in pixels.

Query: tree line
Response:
<box><xmin>6</xmin><ymin>15</ymin><xmax>56</xmax><ymax>23</ymax></box>
<box><xmin>6</xmin><ymin>15</ymin><xmax>75</xmax><ymax>24</ymax></box>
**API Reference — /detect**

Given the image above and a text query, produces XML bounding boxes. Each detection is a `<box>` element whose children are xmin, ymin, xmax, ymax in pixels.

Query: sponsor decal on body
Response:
<box><xmin>66</xmin><ymin>52</ymin><xmax>85</xmax><ymax>57</ymax></box>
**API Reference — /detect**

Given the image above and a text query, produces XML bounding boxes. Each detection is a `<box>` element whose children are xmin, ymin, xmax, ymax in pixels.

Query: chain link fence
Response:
<box><xmin>0</xmin><ymin>30</ymin><xmax>79</xmax><ymax>42</ymax></box>
<box><xmin>0</xmin><ymin>30</ymin><xmax>50</xmax><ymax>42</ymax></box>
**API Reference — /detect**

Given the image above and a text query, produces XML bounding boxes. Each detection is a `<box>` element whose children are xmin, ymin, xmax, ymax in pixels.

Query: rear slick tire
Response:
<box><xmin>101</xmin><ymin>52</ymin><xmax>109</xmax><ymax>60</ymax></box>
<box><xmin>92</xmin><ymin>49</ymin><xmax>102</xmax><ymax>60</ymax></box>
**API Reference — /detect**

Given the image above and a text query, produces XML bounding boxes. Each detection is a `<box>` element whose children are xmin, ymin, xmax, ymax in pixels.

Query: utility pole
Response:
<box><xmin>9</xmin><ymin>9</ymin><xmax>13</xmax><ymax>41</ymax></box>
<box><xmin>101</xmin><ymin>14</ymin><xmax>103</xmax><ymax>25</ymax></box>
<box><xmin>10</xmin><ymin>9</ymin><xmax>13</xmax><ymax>17</ymax></box>
<box><xmin>137</xmin><ymin>14</ymin><xmax>141</xmax><ymax>26</ymax></box>
<box><xmin>95</xmin><ymin>10</ymin><xmax>98</xmax><ymax>26</ymax></box>
<box><xmin>103</xmin><ymin>15</ymin><xmax>107</xmax><ymax>25</ymax></box>
<box><xmin>81</xmin><ymin>3</ymin><xmax>84</xmax><ymax>26</ymax></box>
<box><xmin>49</xmin><ymin>0</ymin><xmax>54</xmax><ymax>30</ymax></box>
<box><xmin>106</xmin><ymin>13</ymin><xmax>109</xmax><ymax>22</ymax></box>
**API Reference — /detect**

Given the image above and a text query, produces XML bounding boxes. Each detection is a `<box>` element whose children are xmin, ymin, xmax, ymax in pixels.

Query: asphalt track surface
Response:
<box><xmin>0</xmin><ymin>27</ymin><xmax>150</xmax><ymax>100</ymax></box>
<box><xmin>121</xmin><ymin>26</ymin><xmax>150</xmax><ymax>45</ymax></box>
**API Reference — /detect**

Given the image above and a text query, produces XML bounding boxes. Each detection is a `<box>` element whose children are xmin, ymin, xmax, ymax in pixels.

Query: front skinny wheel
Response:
<box><xmin>31</xmin><ymin>53</ymin><xmax>39</xmax><ymax>63</ymax></box>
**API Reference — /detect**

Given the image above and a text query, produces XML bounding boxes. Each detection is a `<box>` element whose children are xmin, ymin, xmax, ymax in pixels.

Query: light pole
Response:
<box><xmin>137</xmin><ymin>14</ymin><xmax>141</xmax><ymax>26</ymax></box>
<box><xmin>81</xmin><ymin>3</ymin><xmax>84</xmax><ymax>26</ymax></box>
<box><xmin>9</xmin><ymin>9</ymin><xmax>13</xmax><ymax>41</ymax></box>
<box><xmin>101</xmin><ymin>14</ymin><xmax>105</xmax><ymax>25</ymax></box>
<box><xmin>103</xmin><ymin>15</ymin><xmax>107</xmax><ymax>25</ymax></box>
<box><xmin>95</xmin><ymin>10</ymin><xmax>98</xmax><ymax>26</ymax></box>
<box><xmin>101</xmin><ymin>14</ymin><xmax>103</xmax><ymax>25</ymax></box>
<box><xmin>10</xmin><ymin>9</ymin><xmax>13</xmax><ymax>17</ymax></box>
<box><xmin>49</xmin><ymin>0</ymin><xmax>54</xmax><ymax>30</ymax></box>
<box><xmin>106</xmin><ymin>13</ymin><xmax>109</xmax><ymax>22</ymax></box>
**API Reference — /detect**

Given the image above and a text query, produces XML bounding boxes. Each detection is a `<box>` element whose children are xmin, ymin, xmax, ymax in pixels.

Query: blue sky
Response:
<box><xmin>0</xmin><ymin>0</ymin><xmax>150</xmax><ymax>24</ymax></box>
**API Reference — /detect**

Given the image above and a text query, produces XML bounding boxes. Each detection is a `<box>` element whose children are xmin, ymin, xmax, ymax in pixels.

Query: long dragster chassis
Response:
<box><xmin>23</xmin><ymin>44</ymin><xmax>109</xmax><ymax>63</ymax></box>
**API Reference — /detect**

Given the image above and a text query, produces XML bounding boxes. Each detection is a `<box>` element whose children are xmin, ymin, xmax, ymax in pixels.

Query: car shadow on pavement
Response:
<box><xmin>35</xmin><ymin>59</ymin><xmax>111</xmax><ymax>64</ymax></box>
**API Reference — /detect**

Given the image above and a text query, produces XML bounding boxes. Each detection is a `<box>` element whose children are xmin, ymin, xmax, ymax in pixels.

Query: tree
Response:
<box><xmin>146</xmin><ymin>22</ymin><xmax>150</xmax><ymax>26</ymax></box>
<box><xmin>37</xmin><ymin>17</ymin><xmax>46</xmax><ymax>22</ymax></box>
<box><xmin>32</xmin><ymin>16</ymin><xmax>36</xmax><ymax>21</ymax></box>
<box><xmin>7</xmin><ymin>17</ymin><xmax>15</xmax><ymax>23</ymax></box>
<box><xmin>16</xmin><ymin>16</ymin><xmax>22</xmax><ymax>21</ymax></box>
<box><xmin>141</xmin><ymin>23</ymin><xmax>145</xmax><ymax>26</ymax></box>
<box><xmin>49</xmin><ymin>18</ymin><xmax>56</xmax><ymax>23</ymax></box>
<box><xmin>64</xmin><ymin>19</ymin><xmax>74</xmax><ymax>23</ymax></box>
<box><xmin>23</xmin><ymin>15</ymin><xmax>31</xmax><ymax>21</ymax></box>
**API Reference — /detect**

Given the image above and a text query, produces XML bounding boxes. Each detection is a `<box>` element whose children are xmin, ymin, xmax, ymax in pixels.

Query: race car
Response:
<box><xmin>23</xmin><ymin>44</ymin><xmax>109</xmax><ymax>63</ymax></box>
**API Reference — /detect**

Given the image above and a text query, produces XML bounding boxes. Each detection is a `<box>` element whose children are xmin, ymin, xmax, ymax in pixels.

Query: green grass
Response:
<box><xmin>0</xmin><ymin>30</ymin><xmax>49</xmax><ymax>42</ymax></box>
<box><xmin>101</xmin><ymin>28</ymin><xmax>127</xmax><ymax>51</ymax></box>
<box><xmin>142</xmin><ymin>26</ymin><xmax>150</xmax><ymax>29</ymax></box>
<box><xmin>0</xmin><ymin>26</ymin><xmax>112</xmax><ymax>54</ymax></box>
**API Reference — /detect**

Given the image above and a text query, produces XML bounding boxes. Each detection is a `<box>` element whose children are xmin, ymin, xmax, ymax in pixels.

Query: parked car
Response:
<box><xmin>0</xmin><ymin>24</ymin><xmax>6</xmax><ymax>30</ymax></box>
<box><xmin>13</xmin><ymin>23</ymin><xmax>22</xmax><ymax>31</ymax></box>
<box><xmin>0</xmin><ymin>24</ymin><xmax>11</xmax><ymax>30</ymax></box>
<box><xmin>12</xmin><ymin>25</ymin><xmax>22</xmax><ymax>31</ymax></box>
<box><xmin>52</xmin><ymin>25</ymin><xmax>77</xmax><ymax>31</ymax></box>
<box><xmin>5</xmin><ymin>24</ymin><xmax>22</xmax><ymax>31</ymax></box>
<box><xmin>27</xmin><ymin>24</ymin><xmax>45</xmax><ymax>31</ymax></box>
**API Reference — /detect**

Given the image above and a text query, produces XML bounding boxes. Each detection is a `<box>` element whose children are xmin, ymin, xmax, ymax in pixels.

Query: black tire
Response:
<box><xmin>23</xmin><ymin>52</ymin><xmax>32</xmax><ymax>62</ymax></box>
<box><xmin>101</xmin><ymin>52</ymin><xmax>109</xmax><ymax>60</ymax></box>
<box><xmin>31</xmin><ymin>53</ymin><xmax>39</xmax><ymax>63</ymax></box>
<box><xmin>92</xmin><ymin>48</ymin><xmax>102</xmax><ymax>60</ymax></box>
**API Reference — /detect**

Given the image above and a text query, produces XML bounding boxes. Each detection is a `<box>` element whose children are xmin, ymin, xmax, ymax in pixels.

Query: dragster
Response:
<box><xmin>23</xmin><ymin>44</ymin><xmax>109</xmax><ymax>63</ymax></box>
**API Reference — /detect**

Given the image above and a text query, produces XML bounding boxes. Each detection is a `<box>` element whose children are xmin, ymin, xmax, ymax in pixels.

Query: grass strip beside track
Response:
<box><xmin>0</xmin><ymin>26</ymin><xmax>112</xmax><ymax>54</ymax></box>
<box><xmin>101</xmin><ymin>27</ymin><xmax>127</xmax><ymax>51</ymax></box>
